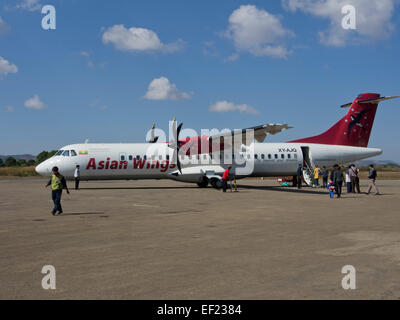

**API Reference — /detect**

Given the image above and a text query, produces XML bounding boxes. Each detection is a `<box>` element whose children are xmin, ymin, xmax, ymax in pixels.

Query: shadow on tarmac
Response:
<box><xmin>238</xmin><ymin>184</ymin><xmax>329</xmax><ymax>195</ymax></box>
<box><xmin>79</xmin><ymin>186</ymin><xmax>198</xmax><ymax>190</ymax></box>
<box><xmin>61</xmin><ymin>212</ymin><xmax>105</xmax><ymax>216</ymax></box>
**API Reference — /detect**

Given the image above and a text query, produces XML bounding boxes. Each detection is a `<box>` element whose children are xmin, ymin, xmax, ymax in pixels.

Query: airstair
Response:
<box><xmin>301</xmin><ymin>146</ymin><xmax>315</xmax><ymax>187</ymax></box>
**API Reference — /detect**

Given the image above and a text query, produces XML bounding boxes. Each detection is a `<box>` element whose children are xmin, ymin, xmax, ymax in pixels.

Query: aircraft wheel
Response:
<box><xmin>197</xmin><ymin>177</ymin><xmax>209</xmax><ymax>188</ymax></box>
<box><xmin>210</xmin><ymin>178</ymin><xmax>221</xmax><ymax>189</ymax></box>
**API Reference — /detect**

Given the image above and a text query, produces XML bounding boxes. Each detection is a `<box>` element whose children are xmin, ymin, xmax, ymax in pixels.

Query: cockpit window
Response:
<box><xmin>62</xmin><ymin>150</ymin><xmax>70</xmax><ymax>157</ymax></box>
<box><xmin>55</xmin><ymin>150</ymin><xmax>63</xmax><ymax>156</ymax></box>
<box><xmin>70</xmin><ymin>150</ymin><xmax>77</xmax><ymax>156</ymax></box>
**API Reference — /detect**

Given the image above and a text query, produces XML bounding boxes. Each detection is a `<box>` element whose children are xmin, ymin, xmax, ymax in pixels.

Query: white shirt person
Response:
<box><xmin>74</xmin><ymin>165</ymin><xmax>80</xmax><ymax>190</ymax></box>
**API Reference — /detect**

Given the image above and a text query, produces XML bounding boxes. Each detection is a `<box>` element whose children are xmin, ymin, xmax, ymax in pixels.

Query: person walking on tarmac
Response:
<box><xmin>332</xmin><ymin>164</ymin><xmax>344</xmax><ymax>198</ymax></box>
<box><xmin>222</xmin><ymin>165</ymin><xmax>231</xmax><ymax>192</ymax></box>
<box><xmin>74</xmin><ymin>165</ymin><xmax>80</xmax><ymax>190</ymax></box>
<box><xmin>45</xmin><ymin>166</ymin><xmax>70</xmax><ymax>215</ymax></box>
<box><xmin>366</xmin><ymin>164</ymin><xmax>381</xmax><ymax>195</ymax></box>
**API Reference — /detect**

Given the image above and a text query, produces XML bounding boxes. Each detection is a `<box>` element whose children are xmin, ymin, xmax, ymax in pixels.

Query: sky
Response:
<box><xmin>1</xmin><ymin>0</ymin><xmax>400</xmax><ymax>160</ymax></box>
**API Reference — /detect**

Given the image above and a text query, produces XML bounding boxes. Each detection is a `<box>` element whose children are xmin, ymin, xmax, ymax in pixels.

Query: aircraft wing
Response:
<box><xmin>208</xmin><ymin>123</ymin><xmax>293</xmax><ymax>146</ymax></box>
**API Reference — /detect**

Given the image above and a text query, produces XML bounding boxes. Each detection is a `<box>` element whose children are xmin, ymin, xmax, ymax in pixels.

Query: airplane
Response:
<box><xmin>35</xmin><ymin>93</ymin><xmax>398</xmax><ymax>188</ymax></box>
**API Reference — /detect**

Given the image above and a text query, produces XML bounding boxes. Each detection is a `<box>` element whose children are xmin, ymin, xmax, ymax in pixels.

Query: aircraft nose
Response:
<box><xmin>35</xmin><ymin>162</ymin><xmax>49</xmax><ymax>176</ymax></box>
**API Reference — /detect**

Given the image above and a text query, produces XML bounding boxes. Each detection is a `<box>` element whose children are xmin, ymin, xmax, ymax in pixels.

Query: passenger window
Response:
<box><xmin>121</xmin><ymin>155</ymin><xmax>125</xmax><ymax>161</ymax></box>
<box><xmin>136</xmin><ymin>155</ymin><xmax>140</xmax><ymax>160</ymax></box>
<box><xmin>274</xmin><ymin>154</ymin><xmax>278</xmax><ymax>159</ymax></box>
<box><xmin>288</xmin><ymin>154</ymin><xmax>291</xmax><ymax>159</ymax></box>
<box><xmin>166</xmin><ymin>155</ymin><xmax>170</xmax><ymax>161</ymax></box>
<box><xmin>144</xmin><ymin>155</ymin><xmax>147</xmax><ymax>160</ymax></box>
<box><xmin>62</xmin><ymin>150</ymin><xmax>70</xmax><ymax>157</ymax></box>
<box><xmin>254</xmin><ymin>154</ymin><xmax>258</xmax><ymax>159</ymax></box>
<box><xmin>268</xmin><ymin>154</ymin><xmax>272</xmax><ymax>160</ymax></box>
<box><xmin>281</xmin><ymin>154</ymin><xmax>285</xmax><ymax>159</ymax></box>
<box><xmin>129</xmin><ymin>155</ymin><xmax>133</xmax><ymax>161</ymax></box>
<box><xmin>261</xmin><ymin>154</ymin><xmax>265</xmax><ymax>159</ymax></box>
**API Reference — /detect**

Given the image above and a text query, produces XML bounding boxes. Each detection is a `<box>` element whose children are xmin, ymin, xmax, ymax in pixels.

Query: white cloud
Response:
<box><xmin>145</xmin><ymin>77</ymin><xmax>191</xmax><ymax>101</ymax></box>
<box><xmin>102</xmin><ymin>24</ymin><xmax>184</xmax><ymax>53</ymax></box>
<box><xmin>282</xmin><ymin>0</ymin><xmax>397</xmax><ymax>46</ymax></box>
<box><xmin>16</xmin><ymin>0</ymin><xmax>41</xmax><ymax>11</ymax></box>
<box><xmin>209</xmin><ymin>101</ymin><xmax>259</xmax><ymax>115</ymax></box>
<box><xmin>79</xmin><ymin>51</ymin><xmax>95</xmax><ymax>68</ymax></box>
<box><xmin>24</xmin><ymin>94</ymin><xmax>45</xmax><ymax>110</ymax></box>
<box><xmin>0</xmin><ymin>56</ymin><xmax>18</xmax><ymax>77</ymax></box>
<box><xmin>225</xmin><ymin>5</ymin><xmax>294</xmax><ymax>59</ymax></box>
<box><xmin>202</xmin><ymin>41</ymin><xmax>219</xmax><ymax>57</ymax></box>
<box><xmin>224</xmin><ymin>53</ymin><xmax>240</xmax><ymax>62</ymax></box>
<box><xmin>0</xmin><ymin>17</ymin><xmax>11</xmax><ymax>35</ymax></box>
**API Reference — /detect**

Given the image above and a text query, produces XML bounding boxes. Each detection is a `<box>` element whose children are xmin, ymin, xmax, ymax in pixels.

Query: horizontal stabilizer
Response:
<box><xmin>340</xmin><ymin>96</ymin><xmax>399</xmax><ymax>108</ymax></box>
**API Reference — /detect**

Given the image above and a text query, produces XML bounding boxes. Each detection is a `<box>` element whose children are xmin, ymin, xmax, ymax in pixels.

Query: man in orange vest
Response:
<box><xmin>222</xmin><ymin>165</ymin><xmax>231</xmax><ymax>192</ymax></box>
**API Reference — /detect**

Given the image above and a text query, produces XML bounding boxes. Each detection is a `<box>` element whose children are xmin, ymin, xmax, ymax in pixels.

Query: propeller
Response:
<box><xmin>169</xmin><ymin>118</ymin><xmax>183</xmax><ymax>174</ymax></box>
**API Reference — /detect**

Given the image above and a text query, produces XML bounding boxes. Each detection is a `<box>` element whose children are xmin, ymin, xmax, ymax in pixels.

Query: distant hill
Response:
<box><xmin>0</xmin><ymin>154</ymin><xmax>36</xmax><ymax>161</ymax></box>
<box><xmin>354</xmin><ymin>159</ymin><xmax>399</xmax><ymax>166</ymax></box>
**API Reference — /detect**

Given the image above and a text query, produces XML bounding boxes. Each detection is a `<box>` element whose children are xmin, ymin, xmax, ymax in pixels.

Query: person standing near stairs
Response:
<box><xmin>313</xmin><ymin>165</ymin><xmax>321</xmax><ymax>187</ymax></box>
<box><xmin>297</xmin><ymin>164</ymin><xmax>303</xmax><ymax>189</ymax></box>
<box><xmin>350</xmin><ymin>164</ymin><xmax>361</xmax><ymax>193</ymax></box>
<box><xmin>322</xmin><ymin>166</ymin><xmax>329</xmax><ymax>188</ymax></box>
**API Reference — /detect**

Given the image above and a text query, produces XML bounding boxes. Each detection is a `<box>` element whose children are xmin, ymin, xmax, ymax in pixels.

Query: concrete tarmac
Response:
<box><xmin>1</xmin><ymin>178</ymin><xmax>400</xmax><ymax>299</ymax></box>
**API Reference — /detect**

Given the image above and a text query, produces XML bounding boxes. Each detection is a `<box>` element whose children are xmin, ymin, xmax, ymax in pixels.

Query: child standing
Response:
<box><xmin>327</xmin><ymin>180</ymin><xmax>335</xmax><ymax>198</ymax></box>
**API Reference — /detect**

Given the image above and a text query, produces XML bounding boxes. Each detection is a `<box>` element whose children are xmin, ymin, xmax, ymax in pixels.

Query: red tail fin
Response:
<box><xmin>290</xmin><ymin>93</ymin><xmax>381</xmax><ymax>147</ymax></box>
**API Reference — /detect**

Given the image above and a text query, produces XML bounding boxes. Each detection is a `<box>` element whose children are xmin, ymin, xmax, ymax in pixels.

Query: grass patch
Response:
<box><xmin>0</xmin><ymin>166</ymin><xmax>38</xmax><ymax>177</ymax></box>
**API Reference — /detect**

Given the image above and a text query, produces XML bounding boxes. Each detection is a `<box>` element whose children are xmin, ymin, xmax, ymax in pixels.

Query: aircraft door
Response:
<box><xmin>300</xmin><ymin>146</ymin><xmax>315</xmax><ymax>186</ymax></box>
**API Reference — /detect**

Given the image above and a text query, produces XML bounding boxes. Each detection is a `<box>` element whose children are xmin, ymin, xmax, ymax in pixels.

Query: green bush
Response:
<box><xmin>4</xmin><ymin>157</ymin><xmax>17</xmax><ymax>167</ymax></box>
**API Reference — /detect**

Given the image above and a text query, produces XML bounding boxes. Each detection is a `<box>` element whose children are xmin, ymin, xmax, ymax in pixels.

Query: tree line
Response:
<box><xmin>0</xmin><ymin>150</ymin><xmax>57</xmax><ymax>168</ymax></box>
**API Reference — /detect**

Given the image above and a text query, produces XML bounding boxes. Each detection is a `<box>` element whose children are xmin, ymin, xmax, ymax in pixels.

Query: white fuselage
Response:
<box><xmin>35</xmin><ymin>142</ymin><xmax>382</xmax><ymax>184</ymax></box>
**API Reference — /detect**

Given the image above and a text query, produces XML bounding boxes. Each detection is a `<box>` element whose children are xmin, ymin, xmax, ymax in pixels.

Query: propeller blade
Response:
<box><xmin>177</xmin><ymin>157</ymin><xmax>182</xmax><ymax>174</ymax></box>
<box><xmin>171</xmin><ymin>147</ymin><xmax>182</xmax><ymax>174</ymax></box>
<box><xmin>177</xmin><ymin>122</ymin><xmax>183</xmax><ymax>140</ymax></box>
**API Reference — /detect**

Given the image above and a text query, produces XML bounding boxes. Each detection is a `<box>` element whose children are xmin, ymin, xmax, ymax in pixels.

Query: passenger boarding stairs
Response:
<box><xmin>300</xmin><ymin>146</ymin><xmax>315</xmax><ymax>187</ymax></box>
<box><xmin>302</xmin><ymin>163</ymin><xmax>315</xmax><ymax>187</ymax></box>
